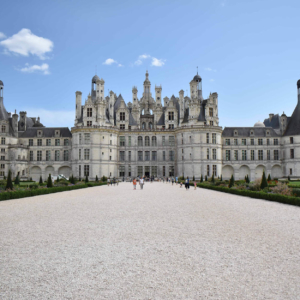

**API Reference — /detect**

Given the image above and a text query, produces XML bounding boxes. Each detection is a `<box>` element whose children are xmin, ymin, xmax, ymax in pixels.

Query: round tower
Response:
<box><xmin>91</xmin><ymin>75</ymin><xmax>100</xmax><ymax>101</ymax></box>
<box><xmin>297</xmin><ymin>79</ymin><xmax>300</xmax><ymax>103</ymax></box>
<box><xmin>190</xmin><ymin>72</ymin><xmax>202</xmax><ymax>100</ymax></box>
<box><xmin>0</xmin><ymin>80</ymin><xmax>3</xmax><ymax>98</ymax></box>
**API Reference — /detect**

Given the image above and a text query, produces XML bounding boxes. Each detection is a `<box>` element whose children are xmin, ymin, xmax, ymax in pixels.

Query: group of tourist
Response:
<box><xmin>107</xmin><ymin>177</ymin><xmax>119</xmax><ymax>186</ymax></box>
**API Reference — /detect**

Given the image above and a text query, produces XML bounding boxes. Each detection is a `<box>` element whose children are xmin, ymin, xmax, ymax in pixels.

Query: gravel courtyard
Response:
<box><xmin>1</xmin><ymin>182</ymin><xmax>300</xmax><ymax>300</ymax></box>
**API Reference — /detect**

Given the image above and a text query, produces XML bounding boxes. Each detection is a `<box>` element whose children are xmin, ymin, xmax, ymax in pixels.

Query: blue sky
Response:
<box><xmin>0</xmin><ymin>0</ymin><xmax>300</xmax><ymax>128</ymax></box>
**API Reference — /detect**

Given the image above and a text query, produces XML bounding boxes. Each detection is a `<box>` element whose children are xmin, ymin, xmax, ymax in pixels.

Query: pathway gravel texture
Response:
<box><xmin>0</xmin><ymin>182</ymin><xmax>300</xmax><ymax>300</ymax></box>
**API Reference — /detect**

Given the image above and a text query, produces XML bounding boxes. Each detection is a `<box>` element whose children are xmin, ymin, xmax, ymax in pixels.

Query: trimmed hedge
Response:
<box><xmin>0</xmin><ymin>182</ymin><xmax>107</xmax><ymax>202</ymax></box>
<box><xmin>196</xmin><ymin>183</ymin><xmax>300</xmax><ymax>207</ymax></box>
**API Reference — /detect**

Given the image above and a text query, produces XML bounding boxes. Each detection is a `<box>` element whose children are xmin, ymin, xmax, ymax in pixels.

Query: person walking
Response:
<box><xmin>133</xmin><ymin>178</ymin><xmax>137</xmax><ymax>190</ymax></box>
<box><xmin>140</xmin><ymin>177</ymin><xmax>144</xmax><ymax>190</ymax></box>
<box><xmin>187</xmin><ymin>176</ymin><xmax>190</xmax><ymax>189</ymax></box>
<box><xmin>107</xmin><ymin>177</ymin><xmax>110</xmax><ymax>186</ymax></box>
<box><xmin>172</xmin><ymin>177</ymin><xmax>174</xmax><ymax>185</ymax></box>
<box><xmin>176</xmin><ymin>176</ymin><xmax>178</xmax><ymax>185</ymax></box>
<box><xmin>194</xmin><ymin>181</ymin><xmax>197</xmax><ymax>190</ymax></box>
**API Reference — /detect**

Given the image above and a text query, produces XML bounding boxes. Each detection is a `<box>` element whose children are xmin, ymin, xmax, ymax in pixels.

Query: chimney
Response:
<box><xmin>269</xmin><ymin>114</ymin><xmax>274</xmax><ymax>121</ymax></box>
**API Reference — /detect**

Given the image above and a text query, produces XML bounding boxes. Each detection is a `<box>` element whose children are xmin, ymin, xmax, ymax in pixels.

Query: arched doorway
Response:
<box><xmin>255</xmin><ymin>165</ymin><xmax>265</xmax><ymax>179</ymax></box>
<box><xmin>58</xmin><ymin>166</ymin><xmax>72</xmax><ymax>178</ymax></box>
<box><xmin>222</xmin><ymin>165</ymin><xmax>234</xmax><ymax>180</ymax></box>
<box><xmin>30</xmin><ymin>166</ymin><xmax>42</xmax><ymax>182</ymax></box>
<box><xmin>271</xmin><ymin>165</ymin><xmax>282</xmax><ymax>179</ymax></box>
<box><xmin>239</xmin><ymin>165</ymin><xmax>250</xmax><ymax>180</ymax></box>
<box><xmin>45</xmin><ymin>166</ymin><xmax>55</xmax><ymax>177</ymax></box>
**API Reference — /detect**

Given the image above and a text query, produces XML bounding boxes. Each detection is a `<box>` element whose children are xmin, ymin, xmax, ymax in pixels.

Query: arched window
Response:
<box><xmin>152</xmin><ymin>136</ymin><xmax>157</xmax><ymax>146</ymax></box>
<box><xmin>149</xmin><ymin>122</ymin><xmax>153</xmax><ymax>129</ymax></box>
<box><xmin>138</xmin><ymin>136</ymin><xmax>143</xmax><ymax>146</ymax></box>
<box><xmin>142</xmin><ymin>122</ymin><xmax>146</xmax><ymax>129</ymax></box>
<box><xmin>141</xmin><ymin>109</ymin><xmax>145</xmax><ymax>115</ymax></box>
<box><xmin>145</xmin><ymin>136</ymin><xmax>150</xmax><ymax>146</ymax></box>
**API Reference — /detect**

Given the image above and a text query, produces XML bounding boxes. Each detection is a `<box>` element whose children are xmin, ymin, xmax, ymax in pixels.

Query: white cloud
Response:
<box><xmin>151</xmin><ymin>57</ymin><xmax>165</xmax><ymax>67</ymax></box>
<box><xmin>205</xmin><ymin>67</ymin><xmax>217</xmax><ymax>72</ymax></box>
<box><xmin>103</xmin><ymin>58</ymin><xmax>117</xmax><ymax>65</ymax></box>
<box><xmin>0</xmin><ymin>32</ymin><xmax>6</xmax><ymax>40</ymax></box>
<box><xmin>118</xmin><ymin>64</ymin><xmax>123</xmax><ymax>67</ymax></box>
<box><xmin>134</xmin><ymin>54</ymin><xmax>151</xmax><ymax>65</ymax></box>
<box><xmin>0</xmin><ymin>28</ymin><xmax>53</xmax><ymax>59</ymax></box>
<box><xmin>20</xmin><ymin>63</ymin><xmax>50</xmax><ymax>75</ymax></box>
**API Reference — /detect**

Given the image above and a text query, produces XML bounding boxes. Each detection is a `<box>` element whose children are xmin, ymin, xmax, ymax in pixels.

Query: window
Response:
<box><xmin>234</xmin><ymin>150</ymin><xmax>238</xmax><ymax>161</ymax></box>
<box><xmin>120</xmin><ymin>136</ymin><xmax>125</xmax><ymax>147</ymax></box>
<box><xmin>267</xmin><ymin>139</ymin><xmax>270</xmax><ymax>145</ymax></box>
<box><xmin>1</xmin><ymin>138</ymin><xmax>5</xmax><ymax>145</ymax></box>
<box><xmin>79</xmin><ymin>149</ymin><xmax>81</xmax><ymax>160</ymax></box>
<box><xmin>145</xmin><ymin>151</ymin><xmax>150</xmax><ymax>161</ymax></box>
<box><xmin>64</xmin><ymin>139</ymin><xmax>69</xmax><ymax>146</ymax></box>
<box><xmin>162</xmin><ymin>136</ymin><xmax>165</xmax><ymax>146</ymax></box>
<box><xmin>128</xmin><ymin>136</ymin><xmax>131</xmax><ymax>146</ymax></box>
<box><xmin>87</xmin><ymin>121</ymin><xmax>92</xmax><ymax>127</ymax></box>
<box><xmin>168</xmin><ymin>124</ymin><xmax>174</xmax><ymax>129</ymax></box>
<box><xmin>145</xmin><ymin>136</ymin><xmax>150</xmax><ymax>146</ymax></box>
<box><xmin>120</xmin><ymin>151</ymin><xmax>125</xmax><ymax>161</ymax></box>
<box><xmin>163</xmin><ymin>166</ymin><xmax>166</xmax><ymax>177</ymax></box>
<box><xmin>290</xmin><ymin>149</ymin><xmax>294</xmax><ymax>159</ymax></box>
<box><xmin>84</xmin><ymin>149</ymin><xmax>90</xmax><ymax>160</ymax></box>
<box><xmin>128</xmin><ymin>165</ymin><xmax>131</xmax><ymax>177</ymax></box>
<box><xmin>169</xmin><ymin>166</ymin><xmax>174</xmax><ymax>177</ymax></box>
<box><xmin>142</xmin><ymin>122</ymin><xmax>146</xmax><ymax>129</ymax></box>
<box><xmin>79</xmin><ymin>134</ymin><xmax>82</xmax><ymax>145</ymax></box>
<box><xmin>213</xmin><ymin>165</ymin><xmax>217</xmax><ymax>176</ymax></box>
<box><xmin>225</xmin><ymin>139</ymin><xmax>230</xmax><ymax>146</ymax></box>
<box><xmin>0</xmin><ymin>156</ymin><xmax>5</xmax><ymax>161</ymax></box>
<box><xmin>55</xmin><ymin>139</ymin><xmax>60</xmax><ymax>146</ymax></box>
<box><xmin>46</xmin><ymin>139</ymin><xmax>51</xmax><ymax>146</ymax></box>
<box><xmin>151</xmin><ymin>136</ymin><xmax>157</xmax><ymax>146</ymax></box>
<box><xmin>120</xmin><ymin>124</ymin><xmax>125</xmax><ymax>130</ymax></box>
<box><xmin>274</xmin><ymin>139</ymin><xmax>278</xmax><ymax>145</ymax></box>
<box><xmin>251</xmin><ymin>139</ymin><xmax>254</xmax><ymax>145</ymax></box>
<box><xmin>225</xmin><ymin>150</ymin><xmax>230</xmax><ymax>161</ymax></box>
<box><xmin>210</xmin><ymin>121</ymin><xmax>214</xmax><ymax>126</ymax></box>
<box><xmin>79</xmin><ymin>165</ymin><xmax>81</xmax><ymax>178</ymax></box>
<box><xmin>234</xmin><ymin>139</ymin><xmax>238</xmax><ymax>146</ymax></box>
<box><xmin>84</xmin><ymin>165</ymin><xmax>89</xmax><ymax>176</ymax></box>
<box><xmin>138</xmin><ymin>136</ymin><xmax>143</xmax><ymax>146</ymax></box>
<box><xmin>84</xmin><ymin>133</ymin><xmax>90</xmax><ymax>143</ymax></box>
<box><xmin>290</xmin><ymin>137</ymin><xmax>294</xmax><ymax>144</ymax></box>
<box><xmin>242</xmin><ymin>150</ymin><xmax>247</xmax><ymax>160</ymax></box>
<box><xmin>251</xmin><ymin>150</ymin><xmax>255</xmax><ymax>160</ymax></box>
<box><xmin>1</xmin><ymin>148</ymin><xmax>4</xmax><ymax>153</ymax></box>
<box><xmin>212</xmin><ymin>133</ymin><xmax>216</xmax><ymax>144</ymax></box>
<box><xmin>163</xmin><ymin>151</ymin><xmax>165</xmax><ymax>161</ymax></box>
<box><xmin>209</xmin><ymin>108</ymin><xmax>213</xmax><ymax>117</ymax></box>
<box><xmin>290</xmin><ymin>168</ymin><xmax>293</xmax><ymax>175</ymax></box>
<box><xmin>30</xmin><ymin>151</ymin><xmax>33</xmax><ymax>161</ymax></box>
<box><xmin>169</xmin><ymin>136</ymin><xmax>175</xmax><ymax>146</ymax></box>
<box><xmin>55</xmin><ymin>150</ymin><xmax>60</xmax><ymax>161</ymax></box>
<box><xmin>109</xmin><ymin>156</ymin><xmax>112</xmax><ymax>161</ymax></box>
<box><xmin>128</xmin><ymin>151</ymin><xmax>131</xmax><ymax>161</ymax></box>
<box><xmin>169</xmin><ymin>150</ymin><xmax>174</xmax><ymax>161</ymax></box>
<box><xmin>212</xmin><ymin>149</ymin><xmax>216</xmax><ymax>160</ymax></box>
<box><xmin>258</xmin><ymin>139</ymin><xmax>263</xmax><ymax>145</ymax></box>
<box><xmin>138</xmin><ymin>151</ymin><xmax>143</xmax><ymax>161</ymax></box>
<box><xmin>110</xmin><ymin>140</ymin><xmax>112</xmax><ymax>145</ymax></box>
<box><xmin>1</xmin><ymin>125</ymin><xmax>5</xmax><ymax>133</ymax></box>
<box><xmin>37</xmin><ymin>150</ymin><xmax>42</xmax><ymax>161</ymax></box>
<box><xmin>138</xmin><ymin>166</ymin><xmax>143</xmax><ymax>177</ymax></box>
<box><xmin>151</xmin><ymin>166</ymin><xmax>157</xmax><ymax>177</ymax></box>
<box><xmin>64</xmin><ymin>150</ymin><xmax>69</xmax><ymax>161</ymax></box>
<box><xmin>46</xmin><ymin>150</ymin><xmax>51</xmax><ymax>161</ymax></box>
<box><xmin>29</xmin><ymin>139</ymin><xmax>33</xmax><ymax>146</ymax></box>
<box><xmin>168</xmin><ymin>111</ymin><xmax>174</xmax><ymax>120</ymax></box>
<box><xmin>119</xmin><ymin>166</ymin><xmax>125</xmax><ymax>177</ymax></box>
<box><xmin>242</xmin><ymin>139</ymin><xmax>246</xmax><ymax>146</ymax></box>
<box><xmin>207</xmin><ymin>148</ymin><xmax>210</xmax><ymax>159</ymax></box>
<box><xmin>207</xmin><ymin>165</ymin><xmax>210</xmax><ymax>176</ymax></box>
<box><xmin>274</xmin><ymin>150</ymin><xmax>279</xmax><ymax>160</ymax></box>
<box><xmin>206</xmin><ymin>133</ymin><xmax>210</xmax><ymax>144</ymax></box>
<box><xmin>87</xmin><ymin>108</ymin><xmax>92</xmax><ymax>117</ymax></box>
<box><xmin>152</xmin><ymin>151</ymin><xmax>157</xmax><ymax>161</ymax></box>
<box><xmin>120</xmin><ymin>112</ymin><xmax>125</xmax><ymax>121</ymax></box>
<box><xmin>258</xmin><ymin>150</ymin><xmax>263</xmax><ymax>160</ymax></box>
<box><xmin>149</xmin><ymin>122</ymin><xmax>153</xmax><ymax>129</ymax></box>
<box><xmin>0</xmin><ymin>164</ymin><xmax>4</xmax><ymax>169</ymax></box>
<box><xmin>37</xmin><ymin>139</ymin><xmax>42</xmax><ymax>146</ymax></box>
<box><xmin>267</xmin><ymin>150</ymin><xmax>270</xmax><ymax>160</ymax></box>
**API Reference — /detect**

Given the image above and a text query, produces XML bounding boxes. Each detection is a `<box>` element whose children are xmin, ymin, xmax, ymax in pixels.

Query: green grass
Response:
<box><xmin>288</xmin><ymin>181</ymin><xmax>300</xmax><ymax>187</ymax></box>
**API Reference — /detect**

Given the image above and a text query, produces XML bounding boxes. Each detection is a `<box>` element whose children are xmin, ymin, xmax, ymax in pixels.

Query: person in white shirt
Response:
<box><xmin>139</xmin><ymin>177</ymin><xmax>144</xmax><ymax>190</ymax></box>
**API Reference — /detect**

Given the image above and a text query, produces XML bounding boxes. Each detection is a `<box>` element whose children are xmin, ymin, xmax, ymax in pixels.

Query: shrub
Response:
<box><xmin>200</xmin><ymin>175</ymin><xmax>203</xmax><ymax>183</ymax></box>
<box><xmin>57</xmin><ymin>176</ymin><xmax>60</xmax><ymax>182</ymax></box>
<box><xmin>260</xmin><ymin>171</ymin><xmax>268</xmax><ymax>190</ymax></box>
<box><xmin>39</xmin><ymin>176</ymin><xmax>43</xmax><ymax>185</ymax></box>
<box><xmin>267</xmin><ymin>174</ymin><xmax>271</xmax><ymax>181</ymax></box>
<box><xmin>212</xmin><ymin>174</ymin><xmax>215</xmax><ymax>183</ymax></box>
<box><xmin>271</xmin><ymin>182</ymin><xmax>292</xmax><ymax>196</ymax></box>
<box><xmin>14</xmin><ymin>174</ymin><xmax>20</xmax><ymax>185</ymax></box>
<box><xmin>95</xmin><ymin>175</ymin><xmax>98</xmax><ymax>182</ymax></box>
<box><xmin>246</xmin><ymin>175</ymin><xmax>250</xmax><ymax>184</ymax></box>
<box><xmin>249</xmin><ymin>179</ymin><xmax>261</xmax><ymax>191</ymax></box>
<box><xmin>288</xmin><ymin>176</ymin><xmax>290</xmax><ymax>181</ymax></box>
<box><xmin>47</xmin><ymin>174</ymin><xmax>53</xmax><ymax>188</ymax></box>
<box><xmin>193</xmin><ymin>175</ymin><xmax>195</xmax><ymax>181</ymax></box>
<box><xmin>101</xmin><ymin>175</ymin><xmax>107</xmax><ymax>182</ymax></box>
<box><xmin>228</xmin><ymin>175</ymin><xmax>234</xmax><ymax>188</ymax></box>
<box><xmin>205</xmin><ymin>175</ymin><xmax>207</xmax><ymax>181</ymax></box>
<box><xmin>6</xmin><ymin>170</ymin><xmax>13</xmax><ymax>190</ymax></box>
<box><xmin>85</xmin><ymin>175</ymin><xmax>89</xmax><ymax>183</ymax></box>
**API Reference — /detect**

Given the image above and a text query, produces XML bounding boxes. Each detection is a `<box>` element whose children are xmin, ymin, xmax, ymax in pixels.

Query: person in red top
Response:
<box><xmin>133</xmin><ymin>178</ymin><xmax>137</xmax><ymax>190</ymax></box>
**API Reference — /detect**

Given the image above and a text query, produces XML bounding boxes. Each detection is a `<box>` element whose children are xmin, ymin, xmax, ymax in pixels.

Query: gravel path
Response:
<box><xmin>1</xmin><ymin>182</ymin><xmax>300</xmax><ymax>299</ymax></box>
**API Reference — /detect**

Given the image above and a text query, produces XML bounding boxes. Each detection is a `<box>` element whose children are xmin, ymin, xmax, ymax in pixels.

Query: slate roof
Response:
<box><xmin>0</xmin><ymin>80</ymin><xmax>3</xmax><ymax>86</ymax></box>
<box><xmin>20</xmin><ymin>127</ymin><xmax>72</xmax><ymax>138</ymax></box>
<box><xmin>0</xmin><ymin>99</ymin><xmax>8</xmax><ymax>121</ymax></box>
<box><xmin>263</xmin><ymin>114</ymin><xmax>280</xmax><ymax>129</ymax></box>
<box><xmin>129</xmin><ymin>111</ymin><xmax>137</xmax><ymax>125</ymax></box>
<box><xmin>157</xmin><ymin>110</ymin><xmax>165</xmax><ymax>125</ymax></box>
<box><xmin>284</xmin><ymin>101</ymin><xmax>300</xmax><ymax>136</ymax></box>
<box><xmin>198</xmin><ymin>100</ymin><xmax>207</xmax><ymax>122</ymax></box>
<box><xmin>182</xmin><ymin>108</ymin><xmax>189</xmax><ymax>123</ymax></box>
<box><xmin>222</xmin><ymin>127</ymin><xmax>280</xmax><ymax>137</ymax></box>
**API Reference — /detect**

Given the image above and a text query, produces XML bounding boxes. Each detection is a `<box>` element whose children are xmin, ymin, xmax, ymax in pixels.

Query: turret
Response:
<box><xmin>190</xmin><ymin>73</ymin><xmax>202</xmax><ymax>101</ymax></box>
<box><xmin>109</xmin><ymin>90</ymin><xmax>115</xmax><ymax>120</ymax></box>
<box><xmin>143</xmin><ymin>70</ymin><xmax>152</xmax><ymax>99</ymax></box>
<box><xmin>132</xmin><ymin>86</ymin><xmax>138</xmax><ymax>105</ymax></box>
<box><xmin>297</xmin><ymin>79</ymin><xmax>300</xmax><ymax>103</ymax></box>
<box><xmin>91</xmin><ymin>75</ymin><xmax>100</xmax><ymax>101</ymax></box>
<box><xmin>19</xmin><ymin>111</ymin><xmax>27</xmax><ymax>131</ymax></box>
<box><xmin>155</xmin><ymin>85</ymin><xmax>162</xmax><ymax>105</ymax></box>
<box><xmin>163</xmin><ymin>96</ymin><xmax>169</xmax><ymax>107</ymax></box>
<box><xmin>75</xmin><ymin>91</ymin><xmax>82</xmax><ymax>121</ymax></box>
<box><xmin>12</xmin><ymin>110</ymin><xmax>18</xmax><ymax>136</ymax></box>
<box><xmin>96</xmin><ymin>78</ymin><xmax>105</xmax><ymax>100</ymax></box>
<box><xmin>280</xmin><ymin>112</ymin><xmax>287</xmax><ymax>134</ymax></box>
<box><xmin>0</xmin><ymin>80</ymin><xmax>3</xmax><ymax>99</ymax></box>
<box><xmin>179</xmin><ymin>90</ymin><xmax>185</xmax><ymax>122</ymax></box>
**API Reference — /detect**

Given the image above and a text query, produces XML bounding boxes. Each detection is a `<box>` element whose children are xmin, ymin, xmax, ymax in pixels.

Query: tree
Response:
<box><xmin>200</xmin><ymin>175</ymin><xmax>203</xmax><ymax>182</ymax></box>
<box><xmin>6</xmin><ymin>170</ymin><xmax>13</xmax><ymax>190</ymax></box>
<box><xmin>85</xmin><ymin>175</ymin><xmax>89</xmax><ymax>183</ymax></box>
<box><xmin>39</xmin><ymin>176</ymin><xmax>43</xmax><ymax>185</ymax></box>
<box><xmin>228</xmin><ymin>174</ymin><xmax>235</xmax><ymax>188</ymax></box>
<box><xmin>47</xmin><ymin>174</ymin><xmax>53</xmax><ymax>188</ymax></box>
<box><xmin>245</xmin><ymin>175</ymin><xmax>247</xmax><ymax>182</ymax></box>
<box><xmin>57</xmin><ymin>176</ymin><xmax>60</xmax><ymax>182</ymax></box>
<box><xmin>14</xmin><ymin>174</ymin><xmax>20</xmax><ymax>185</ymax></box>
<box><xmin>246</xmin><ymin>175</ymin><xmax>250</xmax><ymax>184</ymax></box>
<box><xmin>205</xmin><ymin>175</ymin><xmax>207</xmax><ymax>181</ymax></box>
<box><xmin>288</xmin><ymin>175</ymin><xmax>290</xmax><ymax>181</ymax></box>
<box><xmin>212</xmin><ymin>173</ymin><xmax>215</xmax><ymax>183</ymax></box>
<box><xmin>220</xmin><ymin>175</ymin><xmax>223</xmax><ymax>181</ymax></box>
<box><xmin>260</xmin><ymin>171</ymin><xmax>268</xmax><ymax>190</ymax></box>
<box><xmin>267</xmin><ymin>174</ymin><xmax>271</xmax><ymax>181</ymax></box>
<box><xmin>95</xmin><ymin>175</ymin><xmax>98</xmax><ymax>182</ymax></box>
<box><xmin>192</xmin><ymin>175</ymin><xmax>195</xmax><ymax>181</ymax></box>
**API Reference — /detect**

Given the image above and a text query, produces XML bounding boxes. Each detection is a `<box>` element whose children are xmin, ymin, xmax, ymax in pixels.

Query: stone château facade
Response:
<box><xmin>0</xmin><ymin>74</ymin><xmax>300</xmax><ymax>181</ymax></box>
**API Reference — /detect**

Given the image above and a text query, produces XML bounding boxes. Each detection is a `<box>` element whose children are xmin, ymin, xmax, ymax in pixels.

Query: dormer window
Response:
<box><xmin>55</xmin><ymin>130</ymin><xmax>60</xmax><ymax>137</ymax></box>
<box><xmin>266</xmin><ymin>131</ymin><xmax>270</xmax><ymax>136</ymax></box>
<box><xmin>234</xmin><ymin>131</ymin><xmax>238</xmax><ymax>136</ymax></box>
<box><xmin>37</xmin><ymin>130</ymin><xmax>42</xmax><ymax>137</ymax></box>
<box><xmin>250</xmin><ymin>131</ymin><xmax>254</xmax><ymax>136</ymax></box>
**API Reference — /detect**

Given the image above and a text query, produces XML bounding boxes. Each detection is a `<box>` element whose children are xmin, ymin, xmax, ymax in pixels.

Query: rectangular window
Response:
<box><xmin>0</xmin><ymin>164</ymin><xmax>4</xmax><ymax>169</ymax></box>
<box><xmin>1</xmin><ymin>138</ymin><xmax>5</xmax><ymax>145</ymax></box>
<box><xmin>273</xmin><ymin>139</ymin><xmax>278</xmax><ymax>145</ymax></box>
<box><xmin>0</xmin><ymin>156</ymin><xmax>5</xmax><ymax>161</ymax></box>
<box><xmin>29</xmin><ymin>139</ymin><xmax>33</xmax><ymax>146</ymax></box>
<box><xmin>84</xmin><ymin>165</ymin><xmax>89</xmax><ymax>176</ymax></box>
<box><xmin>55</xmin><ymin>150</ymin><xmax>60</xmax><ymax>161</ymax></box>
<box><xmin>251</xmin><ymin>150</ymin><xmax>255</xmax><ymax>160</ymax></box>
<box><xmin>234</xmin><ymin>139</ymin><xmax>238</xmax><ymax>146</ymax></box>
<box><xmin>84</xmin><ymin>149</ymin><xmax>90</xmax><ymax>160</ymax></box>
<box><xmin>120</xmin><ymin>136</ymin><xmax>125</xmax><ymax>147</ymax></box>
<box><xmin>290</xmin><ymin>137</ymin><xmax>294</xmax><ymax>144</ymax></box>
<box><xmin>46</xmin><ymin>139</ymin><xmax>51</xmax><ymax>146</ymax></box>
<box><xmin>152</xmin><ymin>136</ymin><xmax>157</xmax><ymax>146</ymax></box>
<box><xmin>55</xmin><ymin>139</ymin><xmax>60</xmax><ymax>146</ymax></box>
<box><xmin>145</xmin><ymin>151</ymin><xmax>150</xmax><ymax>161</ymax></box>
<box><xmin>120</xmin><ymin>124</ymin><xmax>125</xmax><ymax>130</ymax></box>
<box><xmin>87</xmin><ymin>121</ymin><xmax>92</xmax><ymax>127</ymax></box>
<box><xmin>274</xmin><ymin>150</ymin><xmax>279</xmax><ymax>160</ymax></box>
<box><xmin>169</xmin><ymin>136</ymin><xmax>175</xmax><ymax>146</ymax></box>
<box><xmin>162</xmin><ymin>136</ymin><xmax>165</xmax><ymax>146</ymax></box>
<box><xmin>138</xmin><ymin>151</ymin><xmax>143</xmax><ymax>161</ymax></box>
<box><xmin>163</xmin><ymin>166</ymin><xmax>166</xmax><ymax>177</ymax></box>
<box><xmin>169</xmin><ymin>166</ymin><xmax>174</xmax><ymax>177</ymax></box>
<box><xmin>84</xmin><ymin>133</ymin><xmax>90</xmax><ymax>143</ymax></box>
<box><xmin>209</xmin><ymin>108</ymin><xmax>213</xmax><ymax>117</ymax></box>
<box><xmin>242</xmin><ymin>150</ymin><xmax>247</xmax><ymax>160</ymax></box>
<box><xmin>138</xmin><ymin>166</ymin><xmax>143</xmax><ymax>177</ymax></box>
<box><xmin>242</xmin><ymin>139</ymin><xmax>246</xmax><ymax>146</ymax></box>
<box><xmin>64</xmin><ymin>150</ymin><xmax>69</xmax><ymax>161</ymax></box>
<box><xmin>79</xmin><ymin>149</ymin><xmax>81</xmax><ymax>160</ymax></box>
<box><xmin>37</xmin><ymin>150</ymin><xmax>42</xmax><ymax>161</ymax></box>
<box><xmin>169</xmin><ymin>150</ymin><xmax>174</xmax><ymax>161</ymax></box>
<box><xmin>267</xmin><ymin>139</ymin><xmax>270</xmax><ymax>145</ymax></box>
<box><xmin>120</xmin><ymin>151</ymin><xmax>125</xmax><ymax>161</ymax></box>
<box><xmin>225</xmin><ymin>150</ymin><xmax>230</xmax><ymax>161</ymax></box>
<box><xmin>30</xmin><ymin>151</ymin><xmax>33</xmax><ymax>161</ymax></box>
<box><xmin>151</xmin><ymin>166</ymin><xmax>157</xmax><ymax>177</ymax></box>
<box><xmin>46</xmin><ymin>150</ymin><xmax>51</xmax><ymax>161</ymax></box>
<box><xmin>163</xmin><ymin>151</ymin><xmax>165</xmax><ymax>161</ymax></box>
<box><xmin>225</xmin><ymin>139</ymin><xmax>230</xmax><ymax>146</ymax></box>
<box><xmin>212</xmin><ymin>149</ymin><xmax>216</xmax><ymax>160</ymax></box>
<box><xmin>290</xmin><ymin>149</ymin><xmax>294</xmax><ymax>159</ymax></box>
<box><xmin>234</xmin><ymin>150</ymin><xmax>238</xmax><ymax>161</ymax></box>
<box><xmin>37</xmin><ymin>139</ymin><xmax>42</xmax><ymax>146</ymax></box>
<box><xmin>128</xmin><ymin>165</ymin><xmax>131</xmax><ymax>177</ymax></box>
<box><xmin>128</xmin><ymin>151</ymin><xmax>131</xmax><ymax>161</ymax></box>
<box><xmin>290</xmin><ymin>168</ymin><xmax>293</xmax><ymax>175</ymax></box>
<box><xmin>119</xmin><ymin>166</ymin><xmax>125</xmax><ymax>177</ymax></box>
<box><xmin>1</xmin><ymin>148</ymin><xmax>5</xmax><ymax>153</ymax></box>
<box><xmin>128</xmin><ymin>136</ymin><xmax>131</xmax><ymax>146</ymax></box>
<box><xmin>120</xmin><ymin>112</ymin><xmax>125</xmax><ymax>121</ymax></box>
<box><xmin>87</xmin><ymin>108</ymin><xmax>92</xmax><ymax>117</ymax></box>
<box><xmin>206</xmin><ymin>133</ymin><xmax>210</xmax><ymax>144</ymax></box>
<box><xmin>251</xmin><ymin>139</ymin><xmax>254</xmax><ymax>145</ymax></box>
<box><xmin>79</xmin><ymin>165</ymin><xmax>81</xmax><ymax>178</ymax></box>
<box><xmin>213</xmin><ymin>165</ymin><xmax>217</xmax><ymax>176</ymax></box>
<box><xmin>109</xmin><ymin>156</ymin><xmax>112</xmax><ymax>161</ymax></box>
<box><xmin>210</xmin><ymin>121</ymin><xmax>213</xmax><ymax>126</ymax></box>
<box><xmin>145</xmin><ymin>137</ymin><xmax>150</xmax><ymax>146</ymax></box>
<box><xmin>267</xmin><ymin>150</ymin><xmax>270</xmax><ymax>160</ymax></box>
<box><xmin>258</xmin><ymin>139</ymin><xmax>263</xmax><ymax>145</ymax></box>
<box><xmin>79</xmin><ymin>134</ymin><xmax>82</xmax><ymax>145</ymax></box>
<box><xmin>152</xmin><ymin>151</ymin><xmax>157</xmax><ymax>161</ymax></box>
<box><xmin>110</xmin><ymin>140</ymin><xmax>112</xmax><ymax>145</ymax></box>
<box><xmin>1</xmin><ymin>125</ymin><xmax>5</xmax><ymax>133</ymax></box>
<box><xmin>207</xmin><ymin>148</ymin><xmax>210</xmax><ymax>159</ymax></box>
<box><xmin>207</xmin><ymin>165</ymin><xmax>210</xmax><ymax>176</ymax></box>
<box><xmin>168</xmin><ymin>111</ymin><xmax>174</xmax><ymax>120</ymax></box>
<box><xmin>64</xmin><ymin>139</ymin><xmax>69</xmax><ymax>146</ymax></box>
<box><xmin>168</xmin><ymin>124</ymin><xmax>174</xmax><ymax>129</ymax></box>
<box><xmin>258</xmin><ymin>150</ymin><xmax>263</xmax><ymax>160</ymax></box>
<box><xmin>212</xmin><ymin>133</ymin><xmax>216</xmax><ymax>144</ymax></box>
<box><xmin>138</xmin><ymin>137</ymin><xmax>143</xmax><ymax>146</ymax></box>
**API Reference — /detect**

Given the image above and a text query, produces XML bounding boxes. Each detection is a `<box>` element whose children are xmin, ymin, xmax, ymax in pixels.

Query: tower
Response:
<box><xmin>155</xmin><ymin>85</ymin><xmax>162</xmax><ymax>106</ymax></box>
<box><xmin>91</xmin><ymin>75</ymin><xmax>100</xmax><ymax>101</ymax></box>
<box><xmin>143</xmin><ymin>71</ymin><xmax>152</xmax><ymax>114</ymax></box>
<box><xmin>179</xmin><ymin>90</ymin><xmax>185</xmax><ymax>123</ymax></box>
<box><xmin>19</xmin><ymin>111</ymin><xmax>27</xmax><ymax>131</ymax></box>
<box><xmin>75</xmin><ymin>91</ymin><xmax>82</xmax><ymax>121</ymax></box>
<box><xmin>96</xmin><ymin>78</ymin><xmax>105</xmax><ymax>100</ymax></box>
<box><xmin>0</xmin><ymin>80</ymin><xmax>3</xmax><ymax>99</ymax></box>
<box><xmin>190</xmin><ymin>72</ymin><xmax>202</xmax><ymax>101</ymax></box>
<box><xmin>297</xmin><ymin>79</ymin><xmax>300</xmax><ymax>103</ymax></box>
<box><xmin>132</xmin><ymin>86</ymin><xmax>138</xmax><ymax>106</ymax></box>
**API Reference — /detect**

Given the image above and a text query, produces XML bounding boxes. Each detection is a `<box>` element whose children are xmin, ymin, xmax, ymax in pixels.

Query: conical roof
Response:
<box><xmin>284</xmin><ymin>102</ymin><xmax>300</xmax><ymax>136</ymax></box>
